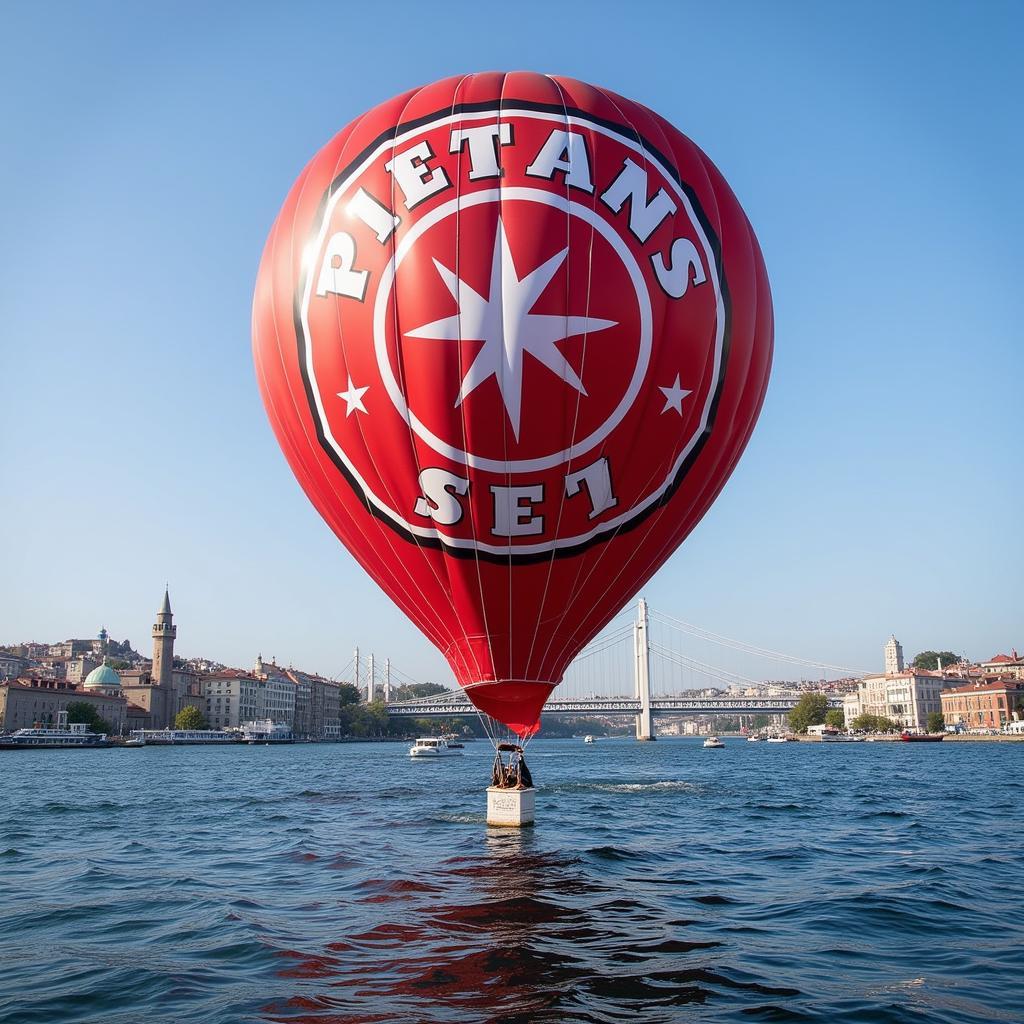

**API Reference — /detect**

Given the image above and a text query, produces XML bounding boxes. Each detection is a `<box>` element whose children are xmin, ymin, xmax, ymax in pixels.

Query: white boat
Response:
<box><xmin>703</xmin><ymin>735</ymin><xmax>725</xmax><ymax>748</ymax></box>
<box><xmin>133</xmin><ymin>728</ymin><xmax>239</xmax><ymax>745</ymax></box>
<box><xmin>746</xmin><ymin>734</ymin><xmax>763</xmax><ymax>742</ymax></box>
<box><xmin>409</xmin><ymin>736</ymin><xmax>463</xmax><ymax>757</ymax></box>
<box><xmin>820</xmin><ymin>733</ymin><xmax>864</xmax><ymax>743</ymax></box>
<box><xmin>584</xmin><ymin>735</ymin><xmax>596</xmax><ymax>744</ymax></box>
<box><xmin>766</xmin><ymin>735</ymin><xmax>788</xmax><ymax>743</ymax></box>
<box><xmin>242</xmin><ymin>719</ymin><xmax>294</xmax><ymax>744</ymax></box>
<box><xmin>0</xmin><ymin>712</ymin><xmax>110</xmax><ymax>750</ymax></box>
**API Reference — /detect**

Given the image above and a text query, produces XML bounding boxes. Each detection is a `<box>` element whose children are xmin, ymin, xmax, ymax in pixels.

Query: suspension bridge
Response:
<box><xmin>342</xmin><ymin>600</ymin><xmax>859</xmax><ymax>738</ymax></box>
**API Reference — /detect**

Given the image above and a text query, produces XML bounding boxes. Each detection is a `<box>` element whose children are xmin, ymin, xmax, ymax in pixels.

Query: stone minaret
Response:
<box><xmin>152</xmin><ymin>588</ymin><xmax>176</xmax><ymax>688</ymax></box>
<box><xmin>884</xmin><ymin>634</ymin><xmax>904</xmax><ymax>675</ymax></box>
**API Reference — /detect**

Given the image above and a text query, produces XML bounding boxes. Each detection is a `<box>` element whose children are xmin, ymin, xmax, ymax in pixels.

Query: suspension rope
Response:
<box><xmin>650</xmin><ymin>610</ymin><xmax>869</xmax><ymax>676</ymax></box>
<box><xmin>649</xmin><ymin>643</ymin><xmax>763</xmax><ymax>687</ymax></box>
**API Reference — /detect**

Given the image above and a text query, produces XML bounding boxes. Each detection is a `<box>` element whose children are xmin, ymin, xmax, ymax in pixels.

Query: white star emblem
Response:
<box><xmin>658</xmin><ymin>374</ymin><xmax>692</xmax><ymax>416</ymax></box>
<box><xmin>405</xmin><ymin>218</ymin><xmax>617</xmax><ymax>440</ymax></box>
<box><xmin>337</xmin><ymin>375</ymin><xmax>369</xmax><ymax>417</ymax></box>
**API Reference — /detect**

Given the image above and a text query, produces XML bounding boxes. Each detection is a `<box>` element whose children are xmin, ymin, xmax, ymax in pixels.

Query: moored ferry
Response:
<box><xmin>241</xmin><ymin>720</ymin><xmax>294</xmax><ymax>744</ymax></box>
<box><xmin>131</xmin><ymin>728</ymin><xmax>239</xmax><ymax>745</ymax></box>
<box><xmin>0</xmin><ymin>712</ymin><xmax>110</xmax><ymax>750</ymax></box>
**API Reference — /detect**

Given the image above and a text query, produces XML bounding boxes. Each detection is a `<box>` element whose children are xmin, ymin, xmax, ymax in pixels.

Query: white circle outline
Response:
<box><xmin>372</xmin><ymin>188</ymin><xmax>652</xmax><ymax>474</ymax></box>
<box><xmin>297</xmin><ymin>106</ymin><xmax>726</xmax><ymax>556</ymax></box>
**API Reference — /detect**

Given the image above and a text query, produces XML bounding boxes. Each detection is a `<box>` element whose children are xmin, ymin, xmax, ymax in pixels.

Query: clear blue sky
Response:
<box><xmin>1</xmin><ymin>1</ymin><xmax>1020</xmax><ymax>683</ymax></box>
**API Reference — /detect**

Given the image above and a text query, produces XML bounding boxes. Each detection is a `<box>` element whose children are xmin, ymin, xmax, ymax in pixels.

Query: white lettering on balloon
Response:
<box><xmin>564</xmin><ymin>458</ymin><xmax>618</xmax><ymax>520</ymax></box>
<box><xmin>413</xmin><ymin>469</ymin><xmax>470</xmax><ymax>526</ymax></box>
<box><xmin>525</xmin><ymin>129</ymin><xmax>594</xmax><ymax>193</ymax></box>
<box><xmin>384</xmin><ymin>141</ymin><xmax>452</xmax><ymax>210</ymax></box>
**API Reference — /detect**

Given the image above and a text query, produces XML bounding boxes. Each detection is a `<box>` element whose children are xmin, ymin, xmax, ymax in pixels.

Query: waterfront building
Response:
<box><xmin>842</xmin><ymin>691</ymin><xmax>861</xmax><ymax>724</ymax></box>
<box><xmin>252</xmin><ymin>655</ymin><xmax>341</xmax><ymax>739</ymax></box>
<box><xmin>264</xmin><ymin>671</ymin><xmax>296</xmax><ymax>727</ymax></box>
<box><xmin>845</xmin><ymin>672</ymin><xmax>948</xmax><ymax>730</ymax></box>
<box><xmin>940</xmin><ymin>679</ymin><xmax>1024</xmax><ymax>731</ymax></box>
<box><xmin>253</xmin><ymin>657</ymin><xmax>300</xmax><ymax>732</ymax></box>
<box><xmin>287</xmin><ymin>668</ymin><xmax>341</xmax><ymax>740</ymax></box>
<box><xmin>203</xmin><ymin>669</ymin><xmax>264</xmax><ymax>729</ymax></box>
<box><xmin>0</xmin><ymin>678</ymin><xmax>127</xmax><ymax>732</ymax></box>
<box><xmin>884</xmin><ymin>635</ymin><xmax>904</xmax><ymax>675</ymax></box>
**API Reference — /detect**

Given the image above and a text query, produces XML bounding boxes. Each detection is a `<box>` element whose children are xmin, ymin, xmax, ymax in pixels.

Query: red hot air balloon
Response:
<box><xmin>252</xmin><ymin>73</ymin><xmax>772</xmax><ymax>737</ymax></box>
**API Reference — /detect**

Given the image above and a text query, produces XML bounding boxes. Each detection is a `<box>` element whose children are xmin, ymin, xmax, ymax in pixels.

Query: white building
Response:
<box><xmin>263</xmin><ymin>672</ymin><xmax>296</xmax><ymax>726</ymax></box>
<box><xmin>844</xmin><ymin>673</ymin><xmax>948</xmax><ymax>731</ymax></box>
<box><xmin>203</xmin><ymin>670</ymin><xmax>264</xmax><ymax>729</ymax></box>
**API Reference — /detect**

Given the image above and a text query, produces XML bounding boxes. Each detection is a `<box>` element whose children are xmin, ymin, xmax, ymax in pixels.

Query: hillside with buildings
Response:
<box><xmin>2</xmin><ymin>600</ymin><xmax>1021</xmax><ymax>738</ymax></box>
<box><xmin>0</xmin><ymin>590</ymin><xmax>346</xmax><ymax>738</ymax></box>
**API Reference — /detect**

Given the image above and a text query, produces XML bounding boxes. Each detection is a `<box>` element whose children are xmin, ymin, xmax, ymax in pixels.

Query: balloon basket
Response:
<box><xmin>486</xmin><ymin>786</ymin><xmax>536</xmax><ymax>827</ymax></box>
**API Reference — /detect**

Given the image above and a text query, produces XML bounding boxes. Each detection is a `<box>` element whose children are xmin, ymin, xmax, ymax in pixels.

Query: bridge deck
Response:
<box><xmin>385</xmin><ymin>696</ymin><xmax>842</xmax><ymax>716</ymax></box>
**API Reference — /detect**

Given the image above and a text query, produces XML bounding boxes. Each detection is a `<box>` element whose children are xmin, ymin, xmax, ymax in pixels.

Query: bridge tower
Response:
<box><xmin>354</xmin><ymin>647</ymin><xmax>360</xmax><ymax>699</ymax></box>
<box><xmin>634</xmin><ymin>597</ymin><xmax>654</xmax><ymax>740</ymax></box>
<box><xmin>384</xmin><ymin>658</ymin><xmax>391</xmax><ymax>701</ymax></box>
<box><xmin>367</xmin><ymin>653</ymin><xmax>375</xmax><ymax>702</ymax></box>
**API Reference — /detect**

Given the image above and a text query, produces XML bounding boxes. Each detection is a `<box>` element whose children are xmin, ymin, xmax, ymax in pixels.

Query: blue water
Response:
<box><xmin>1</xmin><ymin>738</ymin><xmax>1021</xmax><ymax>1024</ymax></box>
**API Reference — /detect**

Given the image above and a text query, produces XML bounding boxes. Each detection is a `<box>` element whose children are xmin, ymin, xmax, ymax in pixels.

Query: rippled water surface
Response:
<box><xmin>1</xmin><ymin>738</ymin><xmax>1022</xmax><ymax>1023</ymax></box>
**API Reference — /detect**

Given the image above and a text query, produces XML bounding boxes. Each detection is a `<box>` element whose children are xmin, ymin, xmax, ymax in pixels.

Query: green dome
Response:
<box><xmin>84</xmin><ymin>663</ymin><xmax>121</xmax><ymax>689</ymax></box>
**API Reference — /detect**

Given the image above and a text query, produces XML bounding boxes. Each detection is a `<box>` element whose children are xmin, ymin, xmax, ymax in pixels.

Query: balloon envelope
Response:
<box><xmin>252</xmin><ymin>73</ymin><xmax>772</xmax><ymax>735</ymax></box>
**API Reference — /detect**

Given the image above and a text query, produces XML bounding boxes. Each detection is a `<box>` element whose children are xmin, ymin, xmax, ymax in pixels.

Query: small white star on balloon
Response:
<box><xmin>405</xmin><ymin>218</ymin><xmax>617</xmax><ymax>440</ymax></box>
<box><xmin>337</xmin><ymin>376</ymin><xmax>369</xmax><ymax>417</ymax></box>
<box><xmin>659</xmin><ymin>374</ymin><xmax>692</xmax><ymax>415</ymax></box>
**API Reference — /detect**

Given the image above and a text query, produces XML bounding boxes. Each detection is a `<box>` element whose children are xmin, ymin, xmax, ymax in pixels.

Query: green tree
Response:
<box><xmin>390</xmin><ymin>682</ymin><xmax>452</xmax><ymax>702</ymax></box>
<box><xmin>852</xmin><ymin>713</ymin><xmax>900</xmax><ymax>733</ymax></box>
<box><xmin>912</xmin><ymin>651</ymin><xmax>962</xmax><ymax>671</ymax></box>
<box><xmin>926</xmin><ymin>711</ymin><xmax>945</xmax><ymax>733</ymax></box>
<box><xmin>65</xmin><ymin>702</ymin><xmax>111</xmax><ymax>734</ymax></box>
<box><xmin>175</xmin><ymin>706</ymin><xmax>208</xmax><ymax>730</ymax></box>
<box><xmin>788</xmin><ymin>693</ymin><xmax>829</xmax><ymax>733</ymax></box>
<box><xmin>338</xmin><ymin>682</ymin><xmax>362</xmax><ymax>706</ymax></box>
<box><xmin>825</xmin><ymin>709</ymin><xmax>846</xmax><ymax>730</ymax></box>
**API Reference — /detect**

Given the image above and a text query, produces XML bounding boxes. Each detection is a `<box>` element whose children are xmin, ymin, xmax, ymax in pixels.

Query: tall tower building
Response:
<box><xmin>152</xmin><ymin>588</ymin><xmax>176</xmax><ymax>689</ymax></box>
<box><xmin>884</xmin><ymin>634</ymin><xmax>904</xmax><ymax>675</ymax></box>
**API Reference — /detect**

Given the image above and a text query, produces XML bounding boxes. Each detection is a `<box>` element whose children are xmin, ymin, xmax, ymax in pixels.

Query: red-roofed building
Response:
<box><xmin>980</xmin><ymin>651</ymin><xmax>1023</xmax><ymax>679</ymax></box>
<box><xmin>941</xmin><ymin>679</ymin><xmax>1024</xmax><ymax>730</ymax></box>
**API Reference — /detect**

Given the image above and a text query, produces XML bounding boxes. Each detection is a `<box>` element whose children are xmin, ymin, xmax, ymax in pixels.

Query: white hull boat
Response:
<box><xmin>409</xmin><ymin>737</ymin><xmax>463</xmax><ymax>757</ymax></box>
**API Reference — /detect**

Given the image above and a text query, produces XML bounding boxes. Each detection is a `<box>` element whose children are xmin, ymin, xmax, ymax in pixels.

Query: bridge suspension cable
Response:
<box><xmin>649</xmin><ymin>610</ymin><xmax>869</xmax><ymax>677</ymax></box>
<box><xmin>649</xmin><ymin>642</ymin><xmax>763</xmax><ymax>689</ymax></box>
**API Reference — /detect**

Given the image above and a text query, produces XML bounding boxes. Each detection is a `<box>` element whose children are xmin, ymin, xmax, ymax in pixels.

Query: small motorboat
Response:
<box><xmin>766</xmin><ymin>734</ymin><xmax>788</xmax><ymax>744</ymax></box>
<box><xmin>584</xmin><ymin>735</ymin><xmax>596</xmax><ymax>744</ymax></box>
<box><xmin>409</xmin><ymin>737</ymin><xmax>464</xmax><ymax>757</ymax></box>
<box><xmin>899</xmin><ymin>731</ymin><xmax>945</xmax><ymax>742</ymax></box>
<box><xmin>746</xmin><ymin>734</ymin><xmax>763</xmax><ymax>742</ymax></box>
<box><xmin>703</xmin><ymin>736</ymin><xmax>725</xmax><ymax>748</ymax></box>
